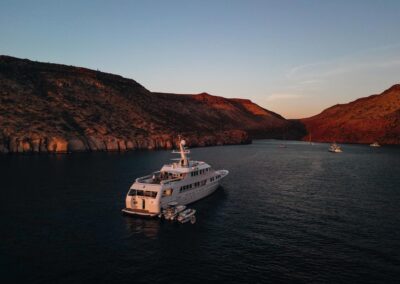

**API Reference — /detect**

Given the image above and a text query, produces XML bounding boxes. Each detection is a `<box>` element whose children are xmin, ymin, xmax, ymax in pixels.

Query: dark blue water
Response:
<box><xmin>1</xmin><ymin>140</ymin><xmax>400</xmax><ymax>283</ymax></box>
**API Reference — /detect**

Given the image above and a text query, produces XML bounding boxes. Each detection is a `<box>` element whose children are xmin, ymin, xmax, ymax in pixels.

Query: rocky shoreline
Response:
<box><xmin>0</xmin><ymin>130</ymin><xmax>250</xmax><ymax>154</ymax></box>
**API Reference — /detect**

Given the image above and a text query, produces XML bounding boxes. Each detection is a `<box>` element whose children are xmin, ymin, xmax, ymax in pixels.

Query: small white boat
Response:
<box><xmin>161</xmin><ymin>202</ymin><xmax>186</xmax><ymax>221</ymax></box>
<box><xmin>370</xmin><ymin>142</ymin><xmax>381</xmax><ymax>147</ymax></box>
<box><xmin>329</xmin><ymin>142</ymin><xmax>342</xmax><ymax>153</ymax></box>
<box><xmin>177</xmin><ymin>208</ymin><xmax>196</xmax><ymax>224</ymax></box>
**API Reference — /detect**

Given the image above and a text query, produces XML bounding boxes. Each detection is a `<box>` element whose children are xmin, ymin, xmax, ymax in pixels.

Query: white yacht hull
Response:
<box><xmin>123</xmin><ymin>181</ymin><xmax>221</xmax><ymax>218</ymax></box>
<box><xmin>121</xmin><ymin>208</ymin><xmax>159</xmax><ymax>217</ymax></box>
<box><xmin>176</xmin><ymin>181</ymin><xmax>220</xmax><ymax>206</ymax></box>
<box><xmin>174</xmin><ymin>169</ymin><xmax>228</xmax><ymax>206</ymax></box>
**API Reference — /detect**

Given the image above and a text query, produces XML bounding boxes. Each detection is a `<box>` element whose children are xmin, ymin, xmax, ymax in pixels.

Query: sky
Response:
<box><xmin>1</xmin><ymin>0</ymin><xmax>400</xmax><ymax>118</ymax></box>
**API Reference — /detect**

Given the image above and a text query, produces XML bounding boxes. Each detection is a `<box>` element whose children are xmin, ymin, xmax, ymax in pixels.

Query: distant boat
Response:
<box><xmin>370</xmin><ymin>141</ymin><xmax>381</xmax><ymax>147</ymax></box>
<box><xmin>308</xmin><ymin>133</ymin><xmax>314</xmax><ymax>145</ymax></box>
<box><xmin>280</xmin><ymin>127</ymin><xmax>288</xmax><ymax>148</ymax></box>
<box><xmin>329</xmin><ymin>142</ymin><xmax>342</xmax><ymax>153</ymax></box>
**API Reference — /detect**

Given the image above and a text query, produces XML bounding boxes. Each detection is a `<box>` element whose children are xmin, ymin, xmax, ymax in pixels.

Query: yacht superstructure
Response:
<box><xmin>122</xmin><ymin>139</ymin><xmax>229</xmax><ymax>217</ymax></box>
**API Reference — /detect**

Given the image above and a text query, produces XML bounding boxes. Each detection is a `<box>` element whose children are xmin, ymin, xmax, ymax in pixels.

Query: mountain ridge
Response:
<box><xmin>300</xmin><ymin>84</ymin><xmax>400</xmax><ymax>144</ymax></box>
<box><xmin>0</xmin><ymin>55</ymin><xmax>288</xmax><ymax>153</ymax></box>
<box><xmin>1</xmin><ymin>55</ymin><xmax>399</xmax><ymax>154</ymax></box>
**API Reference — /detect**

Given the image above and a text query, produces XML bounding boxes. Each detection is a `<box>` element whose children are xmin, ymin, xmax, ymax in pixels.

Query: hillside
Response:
<box><xmin>0</xmin><ymin>55</ymin><xmax>288</xmax><ymax>153</ymax></box>
<box><xmin>301</xmin><ymin>84</ymin><xmax>400</xmax><ymax>144</ymax></box>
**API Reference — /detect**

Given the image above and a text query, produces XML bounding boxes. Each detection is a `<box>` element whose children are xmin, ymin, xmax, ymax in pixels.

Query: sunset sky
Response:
<box><xmin>1</xmin><ymin>0</ymin><xmax>400</xmax><ymax>118</ymax></box>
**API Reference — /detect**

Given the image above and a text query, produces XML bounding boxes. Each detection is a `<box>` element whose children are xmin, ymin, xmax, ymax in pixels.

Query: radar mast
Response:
<box><xmin>172</xmin><ymin>136</ymin><xmax>190</xmax><ymax>167</ymax></box>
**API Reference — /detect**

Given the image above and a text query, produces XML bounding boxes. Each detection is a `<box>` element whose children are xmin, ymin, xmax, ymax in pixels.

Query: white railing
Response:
<box><xmin>161</xmin><ymin>177</ymin><xmax>182</xmax><ymax>185</ymax></box>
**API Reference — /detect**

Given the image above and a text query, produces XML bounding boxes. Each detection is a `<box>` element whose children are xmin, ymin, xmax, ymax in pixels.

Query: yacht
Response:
<box><xmin>370</xmin><ymin>141</ymin><xmax>381</xmax><ymax>147</ymax></box>
<box><xmin>122</xmin><ymin>139</ymin><xmax>229</xmax><ymax>217</ymax></box>
<box><xmin>329</xmin><ymin>142</ymin><xmax>342</xmax><ymax>153</ymax></box>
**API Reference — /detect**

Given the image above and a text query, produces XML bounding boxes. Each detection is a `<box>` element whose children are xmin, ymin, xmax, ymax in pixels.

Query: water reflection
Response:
<box><xmin>122</xmin><ymin>187</ymin><xmax>228</xmax><ymax>239</ymax></box>
<box><xmin>124</xmin><ymin>215</ymin><xmax>161</xmax><ymax>239</ymax></box>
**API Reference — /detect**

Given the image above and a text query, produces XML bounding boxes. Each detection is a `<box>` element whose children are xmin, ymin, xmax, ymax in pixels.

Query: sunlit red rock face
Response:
<box><xmin>0</xmin><ymin>56</ymin><xmax>289</xmax><ymax>153</ymax></box>
<box><xmin>300</xmin><ymin>84</ymin><xmax>400</xmax><ymax>144</ymax></box>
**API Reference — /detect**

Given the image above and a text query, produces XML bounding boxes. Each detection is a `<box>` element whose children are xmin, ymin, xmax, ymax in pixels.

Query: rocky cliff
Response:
<box><xmin>0</xmin><ymin>55</ymin><xmax>289</xmax><ymax>153</ymax></box>
<box><xmin>300</xmin><ymin>84</ymin><xmax>400</xmax><ymax>144</ymax></box>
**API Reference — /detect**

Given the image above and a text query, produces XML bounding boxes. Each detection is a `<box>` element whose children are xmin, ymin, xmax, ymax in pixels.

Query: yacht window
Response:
<box><xmin>162</xmin><ymin>188</ymin><xmax>173</xmax><ymax>197</ymax></box>
<box><xmin>128</xmin><ymin>189</ymin><xmax>136</xmax><ymax>196</ymax></box>
<box><xmin>136</xmin><ymin>190</ymin><xmax>144</xmax><ymax>196</ymax></box>
<box><xmin>145</xmin><ymin>191</ymin><xmax>157</xmax><ymax>198</ymax></box>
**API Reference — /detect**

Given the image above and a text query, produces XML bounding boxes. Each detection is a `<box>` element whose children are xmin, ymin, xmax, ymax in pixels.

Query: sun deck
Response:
<box><xmin>135</xmin><ymin>158</ymin><xmax>211</xmax><ymax>185</ymax></box>
<box><xmin>135</xmin><ymin>172</ymin><xmax>183</xmax><ymax>185</ymax></box>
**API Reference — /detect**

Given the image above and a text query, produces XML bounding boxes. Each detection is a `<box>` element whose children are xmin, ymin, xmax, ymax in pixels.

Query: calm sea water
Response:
<box><xmin>1</xmin><ymin>140</ymin><xmax>400</xmax><ymax>283</ymax></box>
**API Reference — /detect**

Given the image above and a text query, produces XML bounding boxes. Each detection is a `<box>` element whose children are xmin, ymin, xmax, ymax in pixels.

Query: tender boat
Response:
<box><xmin>329</xmin><ymin>142</ymin><xmax>342</xmax><ymax>153</ymax></box>
<box><xmin>370</xmin><ymin>142</ymin><xmax>381</xmax><ymax>147</ymax></box>
<box><xmin>161</xmin><ymin>202</ymin><xmax>186</xmax><ymax>221</ymax></box>
<box><xmin>122</xmin><ymin>139</ymin><xmax>229</xmax><ymax>217</ymax></box>
<box><xmin>177</xmin><ymin>208</ymin><xmax>196</xmax><ymax>224</ymax></box>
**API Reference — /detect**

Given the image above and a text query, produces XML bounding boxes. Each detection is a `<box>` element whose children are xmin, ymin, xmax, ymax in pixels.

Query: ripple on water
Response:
<box><xmin>1</xmin><ymin>141</ymin><xmax>400</xmax><ymax>283</ymax></box>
